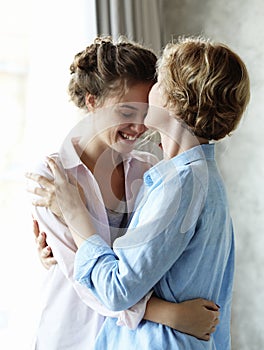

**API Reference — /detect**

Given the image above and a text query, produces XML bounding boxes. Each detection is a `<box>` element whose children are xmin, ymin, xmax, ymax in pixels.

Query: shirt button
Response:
<box><xmin>145</xmin><ymin>174</ymin><xmax>153</xmax><ymax>186</ymax></box>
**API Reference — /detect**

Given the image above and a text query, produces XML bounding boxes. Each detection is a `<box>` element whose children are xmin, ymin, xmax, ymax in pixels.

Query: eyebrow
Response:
<box><xmin>119</xmin><ymin>104</ymin><xmax>139</xmax><ymax>110</ymax></box>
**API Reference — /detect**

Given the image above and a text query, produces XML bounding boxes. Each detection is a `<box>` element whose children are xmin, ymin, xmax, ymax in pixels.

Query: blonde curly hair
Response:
<box><xmin>158</xmin><ymin>36</ymin><xmax>250</xmax><ymax>140</ymax></box>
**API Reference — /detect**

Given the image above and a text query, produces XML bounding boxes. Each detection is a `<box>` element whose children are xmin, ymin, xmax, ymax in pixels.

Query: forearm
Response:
<box><xmin>74</xmin><ymin>225</ymin><xmax>189</xmax><ymax>312</ymax></box>
<box><xmin>64</xmin><ymin>207</ymin><xmax>97</xmax><ymax>248</ymax></box>
<box><xmin>144</xmin><ymin>296</ymin><xmax>220</xmax><ymax>340</ymax></box>
<box><xmin>143</xmin><ymin>296</ymin><xmax>180</xmax><ymax>329</ymax></box>
<box><xmin>70</xmin><ymin>226</ymin><xmax>89</xmax><ymax>248</ymax></box>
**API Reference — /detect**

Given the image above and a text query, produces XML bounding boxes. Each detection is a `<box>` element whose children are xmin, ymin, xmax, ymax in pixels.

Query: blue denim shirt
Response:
<box><xmin>75</xmin><ymin>144</ymin><xmax>234</xmax><ymax>349</ymax></box>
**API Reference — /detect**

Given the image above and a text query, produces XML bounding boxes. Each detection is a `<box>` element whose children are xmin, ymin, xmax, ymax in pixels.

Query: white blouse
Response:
<box><xmin>28</xmin><ymin>142</ymin><xmax>157</xmax><ymax>350</ymax></box>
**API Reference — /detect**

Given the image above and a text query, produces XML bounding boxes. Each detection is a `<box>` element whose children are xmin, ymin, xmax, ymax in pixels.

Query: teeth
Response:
<box><xmin>121</xmin><ymin>132</ymin><xmax>137</xmax><ymax>141</ymax></box>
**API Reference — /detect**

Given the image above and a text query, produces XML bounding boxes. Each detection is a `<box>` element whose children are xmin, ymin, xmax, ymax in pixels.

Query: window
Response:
<box><xmin>0</xmin><ymin>1</ymin><xmax>96</xmax><ymax>348</ymax></box>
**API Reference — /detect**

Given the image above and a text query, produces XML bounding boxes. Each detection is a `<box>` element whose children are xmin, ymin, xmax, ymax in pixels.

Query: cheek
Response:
<box><xmin>118</xmin><ymin>123</ymin><xmax>130</xmax><ymax>131</ymax></box>
<box><xmin>144</xmin><ymin>106</ymin><xmax>170</xmax><ymax>131</ymax></box>
<box><xmin>102</xmin><ymin>127</ymin><xmax>119</xmax><ymax>141</ymax></box>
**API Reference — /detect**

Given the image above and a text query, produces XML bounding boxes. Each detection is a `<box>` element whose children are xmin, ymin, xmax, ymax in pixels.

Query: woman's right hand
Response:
<box><xmin>170</xmin><ymin>298</ymin><xmax>220</xmax><ymax>340</ymax></box>
<box><xmin>33</xmin><ymin>219</ymin><xmax>57</xmax><ymax>269</ymax></box>
<box><xmin>144</xmin><ymin>296</ymin><xmax>220</xmax><ymax>341</ymax></box>
<box><xmin>26</xmin><ymin>168</ymin><xmax>85</xmax><ymax>223</ymax></box>
<box><xmin>26</xmin><ymin>172</ymin><xmax>63</xmax><ymax>219</ymax></box>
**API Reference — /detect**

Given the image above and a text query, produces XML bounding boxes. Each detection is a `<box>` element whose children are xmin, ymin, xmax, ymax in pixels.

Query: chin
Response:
<box><xmin>112</xmin><ymin>141</ymin><xmax>134</xmax><ymax>154</ymax></box>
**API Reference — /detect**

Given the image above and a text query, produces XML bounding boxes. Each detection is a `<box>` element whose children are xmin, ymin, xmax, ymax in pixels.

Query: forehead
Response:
<box><xmin>120</xmin><ymin>82</ymin><xmax>153</xmax><ymax>104</ymax></box>
<box><xmin>149</xmin><ymin>83</ymin><xmax>163</xmax><ymax>106</ymax></box>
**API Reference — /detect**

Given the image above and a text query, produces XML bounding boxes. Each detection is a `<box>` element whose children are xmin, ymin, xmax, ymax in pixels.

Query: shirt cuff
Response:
<box><xmin>74</xmin><ymin>234</ymin><xmax>115</xmax><ymax>288</ymax></box>
<box><xmin>116</xmin><ymin>290</ymin><xmax>153</xmax><ymax>329</ymax></box>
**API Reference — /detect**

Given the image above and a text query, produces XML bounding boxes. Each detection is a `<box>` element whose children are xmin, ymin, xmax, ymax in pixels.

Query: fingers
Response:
<box><xmin>27</xmin><ymin>185</ymin><xmax>55</xmax><ymax>209</ymax></box>
<box><xmin>200</xmin><ymin>323</ymin><xmax>217</xmax><ymax>340</ymax></box>
<box><xmin>35</xmin><ymin>233</ymin><xmax>58</xmax><ymax>270</ymax></box>
<box><xmin>41</xmin><ymin>245</ymin><xmax>53</xmax><ymax>259</ymax></box>
<box><xmin>36</xmin><ymin>231</ymin><xmax>48</xmax><ymax>249</ymax></box>
<box><xmin>207</xmin><ymin>313</ymin><xmax>219</xmax><ymax>336</ymax></box>
<box><xmin>209</xmin><ymin>309</ymin><xmax>220</xmax><ymax>330</ymax></box>
<box><xmin>214</xmin><ymin>310</ymin><xmax>220</xmax><ymax>319</ymax></box>
<box><xmin>210</xmin><ymin>325</ymin><xmax>217</xmax><ymax>334</ymax></box>
<box><xmin>27</xmin><ymin>186</ymin><xmax>51</xmax><ymax>197</ymax></box>
<box><xmin>201</xmin><ymin>334</ymin><xmax>210</xmax><ymax>341</ymax></box>
<box><xmin>33</xmin><ymin>219</ymin><xmax>40</xmax><ymax>239</ymax></box>
<box><xmin>214</xmin><ymin>315</ymin><xmax>220</xmax><ymax>325</ymax></box>
<box><xmin>44</xmin><ymin>257</ymin><xmax>57</xmax><ymax>269</ymax></box>
<box><xmin>25</xmin><ymin>172</ymin><xmax>54</xmax><ymax>189</ymax></box>
<box><xmin>26</xmin><ymin>172</ymin><xmax>56</xmax><ymax>209</ymax></box>
<box><xmin>41</xmin><ymin>249</ymin><xmax>57</xmax><ymax>270</ymax></box>
<box><xmin>46</xmin><ymin>157</ymin><xmax>66</xmax><ymax>184</ymax></box>
<box><xmin>203</xmin><ymin>299</ymin><xmax>220</xmax><ymax>311</ymax></box>
<box><xmin>31</xmin><ymin>198</ymin><xmax>51</xmax><ymax>208</ymax></box>
<box><xmin>199</xmin><ymin>299</ymin><xmax>220</xmax><ymax>338</ymax></box>
<box><xmin>32</xmin><ymin>217</ymin><xmax>58</xmax><ymax>270</ymax></box>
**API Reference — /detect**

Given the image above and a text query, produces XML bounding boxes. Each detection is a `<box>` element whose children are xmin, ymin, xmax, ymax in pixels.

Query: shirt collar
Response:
<box><xmin>59</xmin><ymin>136</ymin><xmax>82</xmax><ymax>169</ymax></box>
<box><xmin>144</xmin><ymin>143</ymin><xmax>215</xmax><ymax>186</ymax></box>
<box><xmin>171</xmin><ymin>143</ymin><xmax>215</xmax><ymax>166</ymax></box>
<box><xmin>58</xmin><ymin>115</ymin><xmax>94</xmax><ymax>170</ymax></box>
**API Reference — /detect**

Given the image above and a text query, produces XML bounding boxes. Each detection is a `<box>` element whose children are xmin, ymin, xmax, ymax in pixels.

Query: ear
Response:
<box><xmin>85</xmin><ymin>94</ymin><xmax>96</xmax><ymax>111</ymax></box>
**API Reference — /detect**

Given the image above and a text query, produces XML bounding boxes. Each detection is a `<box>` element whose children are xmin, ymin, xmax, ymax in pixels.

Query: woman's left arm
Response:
<box><xmin>46</xmin><ymin>157</ymin><xmax>202</xmax><ymax>313</ymax></box>
<box><xmin>144</xmin><ymin>297</ymin><xmax>220</xmax><ymax>341</ymax></box>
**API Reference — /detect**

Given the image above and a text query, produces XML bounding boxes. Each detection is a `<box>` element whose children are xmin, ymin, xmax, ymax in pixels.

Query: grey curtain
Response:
<box><xmin>95</xmin><ymin>0</ymin><xmax>164</xmax><ymax>54</ymax></box>
<box><xmin>95</xmin><ymin>0</ymin><xmax>163</xmax><ymax>155</ymax></box>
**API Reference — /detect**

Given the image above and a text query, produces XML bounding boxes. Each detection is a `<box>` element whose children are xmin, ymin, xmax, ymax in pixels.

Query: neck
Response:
<box><xmin>161</xmin><ymin>121</ymin><xmax>209</xmax><ymax>160</ymax></box>
<box><xmin>76</xmin><ymin>137</ymin><xmax>125</xmax><ymax>208</ymax></box>
<box><xmin>76</xmin><ymin>137</ymin><xmax>120</xmax><ymax>174</ymax></box>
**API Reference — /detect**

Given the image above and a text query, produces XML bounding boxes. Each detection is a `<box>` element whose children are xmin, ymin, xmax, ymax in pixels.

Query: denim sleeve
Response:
<box><xmin>74</xmin><ymin>234</ymin><xmax>116</xmax><ymax>289</ymax></box>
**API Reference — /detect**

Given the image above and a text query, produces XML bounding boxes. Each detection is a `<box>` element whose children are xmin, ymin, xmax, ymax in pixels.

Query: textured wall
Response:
<box><xmin>163</xmin><ymin>1</ymin><xmax>264</xmax><ymax>348</ymax></box>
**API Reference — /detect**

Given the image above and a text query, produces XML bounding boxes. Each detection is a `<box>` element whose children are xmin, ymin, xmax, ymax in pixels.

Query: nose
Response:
<box><xmin>130</xmin><ymin>122</ymin><xmax>147</xmax><ymax>134</ymax></box>
<box><xmin>129</xmin><ymin>112</ymin><xmax>148</xmax><ymax>134</ymax></box>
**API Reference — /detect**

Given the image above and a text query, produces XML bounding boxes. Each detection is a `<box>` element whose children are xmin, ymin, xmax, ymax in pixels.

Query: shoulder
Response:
<box><xmin>29</xmin><ymin>152</ymin><xmax>61</xmax><ymax>179</ymax></box>
<box><xmin>145</xmin><ymin>159</ymin><xmax>206</xmax><ymax>202</ymax></box>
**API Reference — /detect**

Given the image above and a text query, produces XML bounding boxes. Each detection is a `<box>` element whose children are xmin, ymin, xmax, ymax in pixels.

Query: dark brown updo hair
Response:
<box><xmin>158</xmin><ymin>36</ymin><xmax>250</xmax><ymax>140</ymax></box>
<box><xmin>68</xmin><ymin>36</ymin><xmax>157</xmax><ymax>110</ymax></box>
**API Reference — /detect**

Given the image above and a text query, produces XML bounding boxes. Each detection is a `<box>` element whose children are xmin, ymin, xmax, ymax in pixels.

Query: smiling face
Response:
<box><xmin>94</xmin><ymin>82</ymin><xmax>153</xmax><ymax>154</ymax></box>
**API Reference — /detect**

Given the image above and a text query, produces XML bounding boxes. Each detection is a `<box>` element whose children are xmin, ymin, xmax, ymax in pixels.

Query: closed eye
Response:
<box><xmin>117</xmin><ymin>105</ymin><xmax>138</xmax><ymax>119</ymax></box>
<box><xmin>121</xmin><ymin>111</ymin><xmax>135</xmax><ymax>118</ymax></box>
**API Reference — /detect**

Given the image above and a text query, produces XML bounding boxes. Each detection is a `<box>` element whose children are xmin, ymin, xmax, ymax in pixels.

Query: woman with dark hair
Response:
<box><xmin>26</xmin><ymin>36</ymin><xmax>219</xmax><ymax>350</ymax></box>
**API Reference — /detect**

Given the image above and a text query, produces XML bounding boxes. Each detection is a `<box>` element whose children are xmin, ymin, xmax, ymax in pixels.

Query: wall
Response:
<box><xmin>163</xmin><ymin>0</ymin><xmax>264</xmax><ymax>348</ymax></box>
